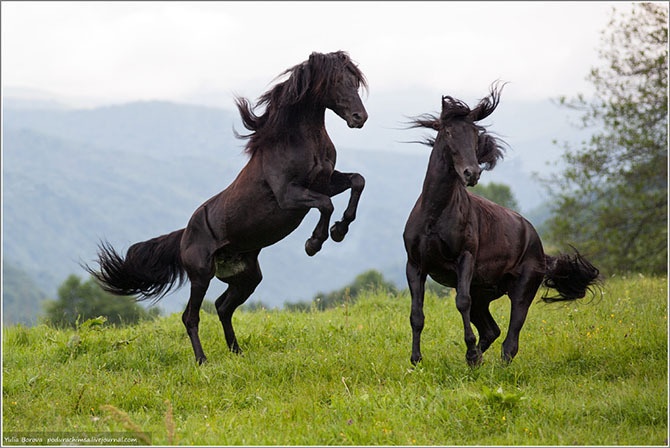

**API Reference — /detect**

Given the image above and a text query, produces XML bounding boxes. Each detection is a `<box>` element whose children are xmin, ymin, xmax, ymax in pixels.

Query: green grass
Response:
<box><xmin>3</xmin><ymin>276</ymin><xmax>667</xmax><ymax>445</ymax></box>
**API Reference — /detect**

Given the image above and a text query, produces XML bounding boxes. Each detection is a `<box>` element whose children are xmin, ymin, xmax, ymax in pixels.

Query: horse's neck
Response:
<box><xmin>420</xmin><ymin>149</ymin><xmax>468</xmax><ymax>213</ymax></box>
<box><xmin>295</xmin><ymin>102</ymin><xmax>326</xmax><ymax>130</ymax></box>
<box><xmin>295</xmin><ymin>103</ymin><xmax>335</xmax><ymax>159</ymax></box>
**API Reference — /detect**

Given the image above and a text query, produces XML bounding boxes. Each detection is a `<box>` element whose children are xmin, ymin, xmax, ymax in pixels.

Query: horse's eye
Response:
<box><xmin>445</xmin><ymin>130</ymin><xmax>452</xmax><ymax>138</ymax></box>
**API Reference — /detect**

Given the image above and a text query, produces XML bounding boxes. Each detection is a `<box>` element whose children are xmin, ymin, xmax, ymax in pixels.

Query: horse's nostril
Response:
<box><xmin>352</xmin><ymin>112</ymin><xmax>362</xmax><ymax>122</ymax></box>
<box><xmin>464</xmin><ymin>169</ymin><xmax>472</xmax><ymax>179</ymax></box>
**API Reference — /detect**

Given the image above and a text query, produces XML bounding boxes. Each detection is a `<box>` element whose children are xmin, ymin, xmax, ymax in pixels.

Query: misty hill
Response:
<box><xmin>2</xmin><ymin>263</ymin><xmax>47</xmax><ymax>326</ymax></box>
<box><xmin>3</xmin><ymin>100</ymin><xmax>554</xmax><ymax>322</ymax></box>
<box><xmin>3</xmin><ymin>101</ymin><xmax>238</xmax><ymax>158</ymax></box>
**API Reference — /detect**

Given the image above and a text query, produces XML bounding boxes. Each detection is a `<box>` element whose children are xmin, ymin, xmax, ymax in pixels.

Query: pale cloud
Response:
<box><xmin>2</xmin><ymin>1</ymin><xmax>619</xmax><ymax>106</ymax></box>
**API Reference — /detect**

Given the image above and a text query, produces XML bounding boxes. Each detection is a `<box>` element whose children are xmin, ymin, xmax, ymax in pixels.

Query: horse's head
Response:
<box><xmin>308</xmin><ymin>51</ymin><xmax>368</xmax><ymax>128</ymax></box>
<box><xmin>410</xmin><ymin>82</ymin><xmax>506</xmax><ymax>187</ymax></box>
<box><xmin>234</xmin><ymin>51</ymin><xmax>368</xmax><ymax>155</ymax></box>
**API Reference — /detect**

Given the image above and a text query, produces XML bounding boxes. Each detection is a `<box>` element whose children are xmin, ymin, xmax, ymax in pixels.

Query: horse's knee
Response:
<box><xmin>319</xmin><ymin>200</ymin><xmax>334</xmax><ymax>217</ymax></box>
<box><xmin>410</xmin><ymin>311</ymin><xmax>424</xmax><ymax>332</ymax></box>
<box><xmin>350</xmin><ymin>173</ymin><xmax>365</xmax><ymax>192</ymax></box>
<box><xmin>455</xmin><ymin>293</ymin><xmax>472</xmax><ymax>314</ymax></box>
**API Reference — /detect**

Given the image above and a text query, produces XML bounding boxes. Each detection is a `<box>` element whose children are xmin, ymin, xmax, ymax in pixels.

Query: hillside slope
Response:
<box><xmin>3</xmin><ymin>101</ymin><xmax>549</xmax><ymax>322</ymax></box>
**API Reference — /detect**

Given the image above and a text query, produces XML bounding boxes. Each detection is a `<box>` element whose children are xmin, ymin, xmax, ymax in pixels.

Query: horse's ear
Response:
<box><xmin>469</xmin><ymin>81</ymin><xmax>506</xmax><ymax>122</ymax></box>
<box><xmin>440</xmin><ymin>95</ymin><xmax>451</xmax><ymax>123</ymax></box>
<box><xmin>441</xmin><ymin>95</ymin><xmax>449</xmax><ymax>108</ymax></box>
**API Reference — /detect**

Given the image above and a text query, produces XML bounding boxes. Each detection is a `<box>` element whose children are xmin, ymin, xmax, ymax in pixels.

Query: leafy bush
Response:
<box><xmin>470</xmin><ymin>182</ymin><xmax>520</xmax><ymax>211</ymax></box>
<box><xmin>43</xmin><ymin>275</ymin><xmax>160</xmax><ymax>327</ymax></box>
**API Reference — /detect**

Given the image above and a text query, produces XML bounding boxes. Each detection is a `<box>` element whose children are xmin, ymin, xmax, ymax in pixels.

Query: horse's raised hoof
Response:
<box><xmin>305</xmin><ymin>237</ymin><xmax>323</xmax><ymax>256</ymax></box>
<box><xmin>330</xmin><ymin>221</ymin><xmax>349</xmax><ymax>242</ymax></box>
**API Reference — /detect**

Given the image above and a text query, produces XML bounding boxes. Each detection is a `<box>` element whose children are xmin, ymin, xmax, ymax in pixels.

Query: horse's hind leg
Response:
<box><xmin>181</xmin><ymin>246</ymin><xmax>215</xmax><ymax>365</ymax></box>
<box><xmin>501</xmin><ymin>268</ymin><xmax>543</xmax><ymax>363</ymax></box>
<box><xmin>183</xmin><ymin>281</ymin><xmax>210</xmax><ymax>364</ymax></box>
<box><xmin>214</xmin><ymin>252</ymin><xmax>262</xmax><ymax>353</ymax></box>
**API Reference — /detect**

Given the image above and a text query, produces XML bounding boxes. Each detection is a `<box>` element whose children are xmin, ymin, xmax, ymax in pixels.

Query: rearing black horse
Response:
<box><xmin>86</xmin><ymin>51</ymin><xmax>368</xmax><ymax>364</ymax></box>
<box><xmin>403</xmin><ymin>83</ymin><xmax>599</xmax><ymax>366</ymax></box>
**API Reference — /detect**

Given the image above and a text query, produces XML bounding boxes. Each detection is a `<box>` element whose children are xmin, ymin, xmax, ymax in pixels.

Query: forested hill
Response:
<box><xmin>3</xmin><ymin>100</ymin><xmax>549</xmax><ymax>323</ymax></box>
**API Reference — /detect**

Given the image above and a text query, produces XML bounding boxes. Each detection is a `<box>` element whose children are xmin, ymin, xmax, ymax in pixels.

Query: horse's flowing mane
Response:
<box><xmin>234</xmin><ymin>51</ymin><xmax>368</xmax><ymax>156</ymax></box>
<box><xmin>407</xmin><ymin>81</ymin><xmax>507</xmax><ymax>170</ymax></box>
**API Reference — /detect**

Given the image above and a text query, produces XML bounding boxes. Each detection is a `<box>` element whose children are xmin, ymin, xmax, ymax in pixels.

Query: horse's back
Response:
<box><xmin>468</xmin><ymin>192</ymin><xmax>544</xmax><ymax>280</ymax></box>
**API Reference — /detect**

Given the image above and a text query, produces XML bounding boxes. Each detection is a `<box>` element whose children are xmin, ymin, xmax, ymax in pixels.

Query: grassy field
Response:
<box><xmin>3</xmin><ymin>275</ymin><xmax>668</xmax><ymax>445</ymax></box>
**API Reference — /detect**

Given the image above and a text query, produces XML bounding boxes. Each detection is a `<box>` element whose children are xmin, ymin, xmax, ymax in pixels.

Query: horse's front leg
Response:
<box><xmin>407</xmin><ymin>260</ymin><xmax>427</xmax><ymax>365</ymax></box>
<box><xmin>273</xmin><ymin>182</ymin><xmax>334</xmax><ymax>256</ymax></box>
<box><xmin>327</xmin><ymin>170</ymin><xmax>365</xmax><ymax>242</ymax></box>
<box><xmin>455</xmin><ymin>251</ymin><xmax>482</xmax><ymax>366</ymax></box>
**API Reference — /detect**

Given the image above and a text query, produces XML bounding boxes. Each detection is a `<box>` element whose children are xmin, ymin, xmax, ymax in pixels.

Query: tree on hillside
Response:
<box><xmin>470</xmin><ymin>182</ymin><xmax>520</xmax><ymax>211</ymax></box>
<box><xmin>543</xmin><ymin>3</ymin><xmax>667</xmax><ymax>274</ymax></box>
<box><xmin>44</xmin><ymin>275</ymin><xmax>161</xmax><ymax>327</ymax></box>
<box><xmin>285</xmin><ymin>269</ymin><xmax>397</xmax><ymax>311</ymax></box>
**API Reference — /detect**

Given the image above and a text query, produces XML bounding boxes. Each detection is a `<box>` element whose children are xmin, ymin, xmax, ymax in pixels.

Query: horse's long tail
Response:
<box><xmin>84</xmin><ymin>229</ymin><xmax>187</xmax><ymax>302</ymax></box>
<box><xmin>541</xmin><ymin>248</ymin><xmax>600</xmax><ymax>303</ymax></box>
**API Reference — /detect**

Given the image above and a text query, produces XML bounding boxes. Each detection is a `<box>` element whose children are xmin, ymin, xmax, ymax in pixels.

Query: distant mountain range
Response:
<box><xmin>2</xmin><ymin>98</ymin><xmax>562</xmax><ymax>324</ymax></box>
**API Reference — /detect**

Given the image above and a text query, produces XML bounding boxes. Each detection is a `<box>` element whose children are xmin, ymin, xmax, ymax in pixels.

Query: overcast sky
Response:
<box><xmin>2</xmin><ymin>1</ymin><xmax>624</xmax><ymax>108</ymax></box>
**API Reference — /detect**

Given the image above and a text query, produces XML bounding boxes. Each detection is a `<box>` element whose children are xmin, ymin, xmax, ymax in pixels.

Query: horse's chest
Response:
<box><xmin>423</xmin><ymin>216</ymin><xmax>471</xmax><ymax>257</ymax></box>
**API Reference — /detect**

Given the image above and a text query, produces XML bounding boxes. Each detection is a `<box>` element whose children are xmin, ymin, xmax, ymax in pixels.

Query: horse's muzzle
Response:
<box><xmin>463</xmin><ymin>167</ymin><xmax>481</xmax><ymax>187</ymax></box>
<box><xmin>347</xmin><ymin>111</ymin><xmax>368</xmax><ymax>128</ymax></box>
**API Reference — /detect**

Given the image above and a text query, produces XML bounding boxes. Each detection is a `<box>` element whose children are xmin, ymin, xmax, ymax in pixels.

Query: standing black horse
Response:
<box><xmin>86</xmin><ymin>51</ymin><xmax>368</xmax><ymax>364</ymax></box>
<box><xmin>403</xmin><ymin>83</ymin><xmax>599</xmax><ymax>366</ymax></box>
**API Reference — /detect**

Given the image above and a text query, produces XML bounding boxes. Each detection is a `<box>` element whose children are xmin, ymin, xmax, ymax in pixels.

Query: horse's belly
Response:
<box><xmin>228</xmin><ymin>208</ymin><xmax>308</xmax><ymax>251</ymax></box>
<box><xmin>428</xmin><ymin>270</ymin><xmax>458</xmax><ymax>288</ymax></box>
